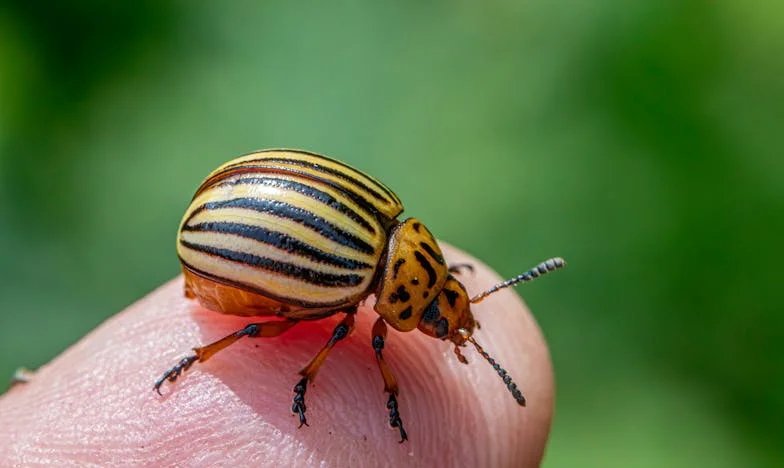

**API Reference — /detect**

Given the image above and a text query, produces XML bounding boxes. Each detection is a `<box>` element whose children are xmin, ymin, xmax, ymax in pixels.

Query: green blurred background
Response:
<box><xmin>1</xmin><ymin>1</ymin><xmax>782</xmax><ymax>466</ymax></box>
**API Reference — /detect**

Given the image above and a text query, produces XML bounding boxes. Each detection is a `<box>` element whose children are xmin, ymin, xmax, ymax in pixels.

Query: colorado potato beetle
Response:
<box><xmin>154</xmin><ymin>149</ymin><xmax>565</xmax><ymax>442</ymax></box>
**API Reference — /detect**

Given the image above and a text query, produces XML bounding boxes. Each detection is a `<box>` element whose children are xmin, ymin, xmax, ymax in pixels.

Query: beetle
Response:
<box><xmin>154</xmin><ymin>149</ymin><xmax>565</xmax><ymax>442</ymax></box>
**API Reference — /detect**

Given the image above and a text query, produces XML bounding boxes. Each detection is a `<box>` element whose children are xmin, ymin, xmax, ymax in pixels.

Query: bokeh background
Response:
<box><xmin>1</xmin><ymin>1</ymin><xmax>782</xmax><ymax>466</ymax></box>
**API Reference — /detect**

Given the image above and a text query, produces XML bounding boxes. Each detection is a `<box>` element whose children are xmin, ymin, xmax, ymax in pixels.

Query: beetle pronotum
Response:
<box><xmin>154</xmin><ymin>149</ymin><xmax>565</xmax><ymax>442</ymax></box>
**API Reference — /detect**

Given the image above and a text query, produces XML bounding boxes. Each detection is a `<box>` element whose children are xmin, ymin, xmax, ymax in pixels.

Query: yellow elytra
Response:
<box><xmin>156</xmin><ymin>148</ymin><xmax>566</xmax><ymax>442</ymax></box>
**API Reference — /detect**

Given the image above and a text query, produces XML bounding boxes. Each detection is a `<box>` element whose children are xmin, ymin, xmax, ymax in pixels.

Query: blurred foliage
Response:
<box><xmin>1</xmin><ymin>1</ymin><xmax>782</xmax><ymax>466</ymax></box>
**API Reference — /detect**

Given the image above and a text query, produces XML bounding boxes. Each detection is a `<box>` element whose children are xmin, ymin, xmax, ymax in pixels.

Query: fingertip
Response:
<box><xmin>0</xmin><ymin>244</ymin><xmax>555</xmax><ymax>466</ymax></box>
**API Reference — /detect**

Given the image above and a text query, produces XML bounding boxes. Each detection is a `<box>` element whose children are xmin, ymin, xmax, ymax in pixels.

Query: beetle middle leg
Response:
<box><xmin>293</xmin><ymin>310</ymin><xmax>356</xmax><ymax>427</ymax></box>
<box><xmin>371</xmin><ymin>317</ymin><xmax>408</xmax><ymax>442</ymax></box>
<box><xmin>154</xmin><ymin>319</ymin><xmax>299</xmax><ymax>394</ymax></box>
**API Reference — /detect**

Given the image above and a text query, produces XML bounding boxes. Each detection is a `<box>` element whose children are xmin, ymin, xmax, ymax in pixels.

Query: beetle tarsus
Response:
<box><xmin>153</xmin><ymin>355</ymin><xmax>198</xmax><ymax>394</ymax></box>
<box><xmin>386</xmin><ymin>393</ymin><xmax>407</xmax><ymax>443</ymax></box>
<box><xmin>292</xmin><ymin>377</ymin><xmax>309</xmax><ymax>427</ymax></box>
<box><xmin>371</xmin><ymin>318</ymin><xmax>407</xmax><ymax>442</ymax></box>
<box><xmin>10</xmin><ymin>367</ymin><xmax>36</xmax><ymax>388</ymax></box>
<box><xmin>291</xmin><ymin>312</ymin><xmax>355</xmax><ymax>429</ymax></box>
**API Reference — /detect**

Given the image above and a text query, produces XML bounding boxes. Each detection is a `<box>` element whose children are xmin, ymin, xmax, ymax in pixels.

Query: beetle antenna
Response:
<box><xmin>470</xmin><ymin>257</ymin><xmax>565</xmax><ymax>304</ymax></box>
<box><xmin>468</xmin><ymin>337</ymin><xmax>526</xmax><ymax>406</ymax></box>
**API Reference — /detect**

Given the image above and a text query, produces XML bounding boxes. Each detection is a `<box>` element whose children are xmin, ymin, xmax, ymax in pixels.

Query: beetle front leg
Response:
<box><xmin>371</xmin><ymin>317</ymin><xmax>408</xmax><ymax>442</ymax></box>
<box><xmin>293</xmin><ymin>311</ymin><xmax>356</xmax><ymax>428</ymax></box>
<box><xmin>154</xmin><ymin>319</ymin><xmax>298</xmax><ymax>394</ymax></box>
<box><xmin>453</xmin><ymin>345</ymin><xmax>469</xmax><ymax>364</ymax></box>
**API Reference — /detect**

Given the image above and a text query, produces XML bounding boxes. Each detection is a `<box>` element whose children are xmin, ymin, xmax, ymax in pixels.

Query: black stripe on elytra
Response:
<box><xmin>188</xmin><ymin>198</ymin><xmax>375</xmax><ymax>254</ymax></box>
<box><xmin>179</xmin><ymin>257</ymin><xmax>349</xmax><ymax>309</ymax></box>
<box><xmin>251</xmin><ymin>149</ymin><xmax>400</xmax><ymax>203</ymax></box>
<box><xmin>216</xmin><ymin>176</ymin><xmax>377</xmax><ymax>234</ymax></box>
<box><xmin>212</xmin><ymin>165</ymin><xmax>388</xmax><ymax>221</ymax></box>
<box><xmin>312</xmin><ymin>153</ymin><xmax>400</xmax><ymax>202</ymax></box>
<box><xmin>182</xmin><ymin>222</ymin><xmax>373</xmax><ymax>270</ymax></box>
<box><xmin>180</xmin><ymin>240</ymin><xmax>364</xmax><ymax>287</ymax></box>
<box><xmin>419</xmin><ymin>241</ymin><xmax>445</xmax><ymax>265</ymax></box>
<box><xmin>414</xmin><ymin>251</ymin><xmax>437</xmax><ymax>288</ymax></box>
<box><xmin>231</xmin><ymin>157</ymin><xmax>391</xmax><ymax>204</ymax></box>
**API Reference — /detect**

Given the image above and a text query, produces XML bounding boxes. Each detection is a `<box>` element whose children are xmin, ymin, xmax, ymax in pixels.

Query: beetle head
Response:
<box><xmin>419</xmin><ymin>257</ymin><xmax>566</xmax><ymax>407</ymax></box>
<box><xmin>415</xmin><ymin>275</ymin><xmax>526</xmax><ymax>405</ymax></box>
<box><xmin>416</xmin><ymin>275</ymin><xmax>475</xmax><ymax>343</ymax></box>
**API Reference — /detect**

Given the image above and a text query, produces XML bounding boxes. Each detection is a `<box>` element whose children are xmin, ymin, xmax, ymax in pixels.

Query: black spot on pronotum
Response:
<box><xmin>443</xmin><ymin>288</ymin><xmax>459</xmax><ymax>308</ymax></box>
<box><xmin>419</xmin><ymin>241</ymin><xmax>445</xmax><ymax>265</ymax></box>
<box><xmin>399</xmin><ymin>306</ymin><xmax>413</xmax><ymax>321</ymax></box>
<box><xmin>423</xmin><ymin>291</ymin><xmax>429</xmax><ymax>299</ymax></box>
<box><xmin>411</xmin><ymin>278</ymin><xmax>419</xmax><ymax>285</ymax></box>
<box><xmin>414</xmin><ymin>251</ymin><xmax>437</xmax><ymax>288</ymax></box>
<box><xmin>392</xmin><ymin>258</ymin><xmax>406</xmax><ymax>279</ymax></box>
<box><xmin>388</xmin><ymin>285</ymin><xmax>410</xmax><ymax>304</ymax></box>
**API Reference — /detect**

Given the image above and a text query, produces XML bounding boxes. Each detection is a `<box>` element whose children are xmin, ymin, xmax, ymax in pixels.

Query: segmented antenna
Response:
<box><xmin>470</xmin><ymin>257</ymin><xmax>565</xmax><ymax>304</ymax></box>
<box><xmin>468</xmin><ymin>337</ymin><xmax>526</xmax><ymax>406</ymax></box>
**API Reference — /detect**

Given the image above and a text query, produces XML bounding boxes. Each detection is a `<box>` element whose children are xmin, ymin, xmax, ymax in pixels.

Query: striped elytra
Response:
<box><xmin>158</xmin><ymin>148</ymin><xmax>566</xmax><ymax>442</ymax></box>
<box><xmin>177</xmin><ymin>149</ymin><xmax>401</xmax><ymax>317</ymax></box>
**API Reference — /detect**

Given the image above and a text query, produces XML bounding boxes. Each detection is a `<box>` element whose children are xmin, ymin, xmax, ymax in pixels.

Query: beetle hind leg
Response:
<box><xmin>153</xmin><ymin>319</ymin><xmax>298</xmax><ymax>394</ymax></box>
<box><xmin>371</xmin><ymin>317</ymin><xmax>408</xmax><ymax>442</ymax></box>
<box><xmin>293</xmin><ymin>310</ymin><xmax>356</xmax><ymax>427</ymax></box>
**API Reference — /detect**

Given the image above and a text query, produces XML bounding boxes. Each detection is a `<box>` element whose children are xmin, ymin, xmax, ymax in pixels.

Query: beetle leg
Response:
<box><xmin>371</xmin><ymin>317</ymin><xmax>408</xmax><ymax>443</ymax></box>
<box><xmin>9</xmin><ymin>367</ymin><xmax>36</xmax><ymax>389</ymax></box>
<box><xmin>153</xmin><ymin>319</ymin><xmax>298</xmax><ymax>394</ymax></box>
<box><xmin>453</xmin><ymin>345</ymin><xmax>469</xmax><ymax>364</ymax></box>
<box><xmin>293</xmin><ymin>311</ymin><xmax>356</xmax><ymax>428</ymax></box>
<box><xmin>447</xmin><ymin>263</ymin><xmax>474</xmax><ymax>275</ymax></box>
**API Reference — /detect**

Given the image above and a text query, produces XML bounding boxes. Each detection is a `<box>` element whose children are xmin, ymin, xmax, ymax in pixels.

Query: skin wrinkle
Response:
<box><xmin>0</xmin><ymin>243</ymin><xmax>554</xmax><ymax>467</ymax></box>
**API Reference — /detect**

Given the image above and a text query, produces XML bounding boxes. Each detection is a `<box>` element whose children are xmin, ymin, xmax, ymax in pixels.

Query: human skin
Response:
<box><xmin>0</xmin><ymin>244</ymin><xmax>555</xmax><ymax>467</ymax></box>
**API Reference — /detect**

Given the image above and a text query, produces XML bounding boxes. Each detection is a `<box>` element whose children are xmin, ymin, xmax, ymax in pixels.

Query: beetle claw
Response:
<box><xmin>386</xmin><ymin>393</ymin><xmax>408</xmax><ymax>443</ymax></box>
<box><xmin>153</xmin><ymin>355</ymin><xmax>198</xmax><ymax>394</ymax></box>
<box><xmin>153</xmin><ymin>380</ymin><xmax>165</xmax><ymax>395</ymax></box>
<box><xmin>292</xmin><ymin>377</ymin><xmax>309</xmax><ymax>428</ymax></box>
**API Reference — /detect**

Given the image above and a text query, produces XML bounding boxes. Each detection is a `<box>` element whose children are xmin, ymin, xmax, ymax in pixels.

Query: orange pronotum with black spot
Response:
<box><xmin>154</xmin><ymin>149</ymin><xmax>566</xmax><ymax>442</ymax></box>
